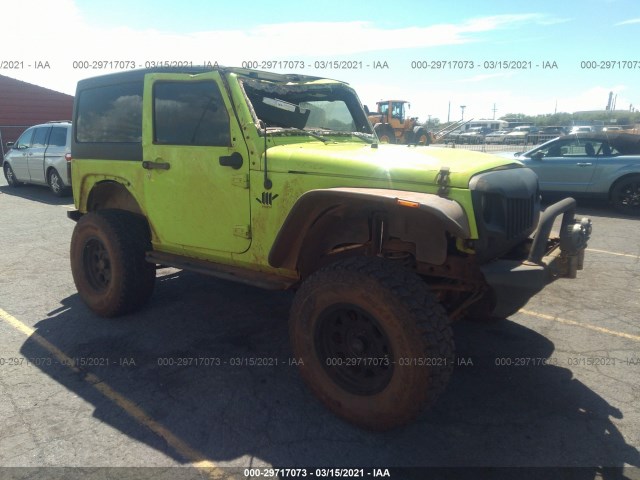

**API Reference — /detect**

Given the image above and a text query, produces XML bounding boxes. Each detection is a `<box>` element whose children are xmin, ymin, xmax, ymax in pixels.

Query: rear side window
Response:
<box><xmin>48</xmin><ymin>127</ymin><xmax>68</xmax><ymax>147</ymax></box>
<box><xmin>76</xmin><ymin>82</ymin><xmax>143</xmax><ymax>143</ymax></box>
<box><xmin>153</xmin><ymin>81</ymin><xmax>230</xmax><ymax>146</ymax></box>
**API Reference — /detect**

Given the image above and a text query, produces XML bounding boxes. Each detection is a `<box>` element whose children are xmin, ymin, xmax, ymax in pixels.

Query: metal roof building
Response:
<box><xmin>0</xmin><ymin>74</ymin><xmax>74</xmax><ymax>157</ymax></box>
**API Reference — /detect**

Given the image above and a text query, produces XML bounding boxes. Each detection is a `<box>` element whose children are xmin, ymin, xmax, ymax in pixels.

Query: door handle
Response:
<box><xmin>142</xmin><ymin>160</ymin><xmax>170</xmax><ymax>170</ymax></box>
<box><xmin>219</xmin><ymin>152</ymin><xmax>243</xmax><ymax>169</ymax></box>
<box><xmin>576</xmin><ymin>162</ymin><xmax>592</xmax><ymax>167</ymax></box>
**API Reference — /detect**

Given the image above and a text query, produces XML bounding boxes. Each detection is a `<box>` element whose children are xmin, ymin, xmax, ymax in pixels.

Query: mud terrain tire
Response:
<box><xmin>289</xmin><ymin>256</ymin><xmax>454</xmax><ymax>430</ymax></box>
<box><xmin>70</xmin><ymin>209</ymin><xmax>156</xmax><ymax>317</ymax></box>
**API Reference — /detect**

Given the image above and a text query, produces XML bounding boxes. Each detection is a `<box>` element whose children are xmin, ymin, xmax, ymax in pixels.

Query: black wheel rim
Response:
<box><xmin>83</xmin><ymin>238</ymin><xmax>111</xmax><ymax>291</ymax></box>
<box><xmin>315</xmin><ymin>304</ymin><xmax>394</xmax><ymax>395</ymax></box>
<box><xmin>615</xmin><ymin>180</ymin><xmax>640</xmax><ymax>211</ymax></box>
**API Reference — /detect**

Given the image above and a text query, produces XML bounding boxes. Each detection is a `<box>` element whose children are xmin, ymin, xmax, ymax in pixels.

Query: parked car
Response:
<box><xmin>3</xmin><ymin>121</ymin><xmax>72</xmax><ymax>196</ymax></box>
<box><xmin>484</xmin><ymin>130</ymin><xmax>510</xmax><ymax>144</ymax></box>
<box><xmin>459</xmin><ymin>126</ymin><xmax>492</xmax><ymax>144</ymax></box>
<box><xmin>443</xmin><ymin>130</ymin><xmax>463</xmax><ymax>144</ymax></box>
<box><xmin>507</xmin><ymin>132</ymin><xmax>640</xmax><ymax>215</ymax></box>
<box><xmin>536</xmin><ymin>126</ymin><xmax>567</xmax><ymax>141</ymax></box>
<box><xmin>504</xmin><ymin>126</ymin><xmax>533</xmax><ymax>145</ymax></box>
<box><xmin>569</xmin><ymin>126</ymin><xmax>594</xmax><ymax>134</ymax></box>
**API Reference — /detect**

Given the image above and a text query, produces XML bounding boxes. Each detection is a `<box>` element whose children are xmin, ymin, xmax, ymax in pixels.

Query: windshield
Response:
<box><xmin>240</xmin><ymin>78</ymin><xmax>374</xmax><ymax>141</ymax></box>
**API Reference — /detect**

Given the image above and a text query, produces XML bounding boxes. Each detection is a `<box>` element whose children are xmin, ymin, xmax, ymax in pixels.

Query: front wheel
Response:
<box><xmin>374</xmin><ymin>124</ymin><xmax>396</xmax><ymax>144</ymax></box>
<box><xmin>70</xmin><ymin>209</ymin><xmax>156</xmax><ymax>317</ymax></box>
<box><xmin>289</xmin><ymin>256</ymin><xmax>454</xmax><ymax>430</ymax></box>
<box><xmin>611</xmin><ymin>175</ymin><xmax>640</xmax><ymax>216</ymax></box>
<box><xmin>3</xmin><ymin>163</ymin><xmax>20</xmax><ymax>187</ymax></box>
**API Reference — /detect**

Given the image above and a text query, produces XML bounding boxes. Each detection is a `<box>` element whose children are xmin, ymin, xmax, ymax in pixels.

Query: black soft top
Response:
<box><xmin>76</xmin><ymin>66</ymin><xmax>332</xmax><ymax>92</ymax></box>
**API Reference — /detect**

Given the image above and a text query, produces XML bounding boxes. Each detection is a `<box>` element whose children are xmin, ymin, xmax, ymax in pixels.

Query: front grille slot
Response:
<box><xmin>506</xmin><ymin>195</ymin><xmax>534</xmax><ymax>239</ymax></box>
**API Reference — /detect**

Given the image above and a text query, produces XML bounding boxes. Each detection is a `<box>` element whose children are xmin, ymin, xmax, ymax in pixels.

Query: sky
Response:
<box><xmin>1</xmin><ymin>0</ymin><xmax>639</xmax><ymax>124</ymax></box>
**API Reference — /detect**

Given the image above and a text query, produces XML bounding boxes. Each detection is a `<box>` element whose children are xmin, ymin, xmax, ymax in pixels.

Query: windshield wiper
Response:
<box><xmin>308</xmin><ymin>130</ymin><xmax>376</xmax><ymax>144</ymax></box>
<box><xmin>348</xmin><ymin>132</ymin><xmax>376</xmax><ymax>144</ymax></box>
<box><xmin>267</xmin><ymin>127</ymin><xmax>331</xmax><ymax>144</ymax></box>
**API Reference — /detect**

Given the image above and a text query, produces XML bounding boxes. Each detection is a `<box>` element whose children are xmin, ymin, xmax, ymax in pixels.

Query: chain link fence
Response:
<box><xmin>433</xmin><ymin>134</ymin><xmax>563</xmax><ymax>153</ymax></box>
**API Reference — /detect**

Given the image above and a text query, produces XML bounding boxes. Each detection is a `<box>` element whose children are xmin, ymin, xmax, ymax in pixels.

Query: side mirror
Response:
<box><xmin>532</xmin><ymin>151</ymin><xmax>544</xmax><ymax>160</ymax></box>
<box><xmin>363</xmin><ymin>105</ymin><xmax>370</xmax><ymax>115</ymax></box>
<box><xmin>5</xmin><ymin>141</ymin><xmax>14</xmax><ymax>148</ymax></box>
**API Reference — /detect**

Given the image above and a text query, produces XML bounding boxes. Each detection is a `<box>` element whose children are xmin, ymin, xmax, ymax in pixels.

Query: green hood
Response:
<box><xmin>265</xmin><ymin>142</ymin><xmax>523</xmax><ymax>189</ymax></box>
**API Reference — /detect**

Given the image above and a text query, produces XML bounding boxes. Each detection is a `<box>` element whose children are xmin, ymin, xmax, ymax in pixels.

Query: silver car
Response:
<box><xmin>3</xmin><ymin>121</ymin><xmax>72</xmax><ymax>196</ymax></box>
<box><xmin>508</xmin><ymin>132</ymin><xmax>640</xmax><ymax>215</ymax></box>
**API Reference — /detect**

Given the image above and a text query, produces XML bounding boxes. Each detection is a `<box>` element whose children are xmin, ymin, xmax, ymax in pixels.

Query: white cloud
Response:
<box><xmin>1</xmin><ymin>2</ymin><xmax>629</xmax><ymax>120</ymax></box>
<box><xmin>0</xmin><ymin>1</ymin><xmax>564</xmax><ymax>95</ymax></box>
<box><xmin>615</xmin><ymin>18</ymin><xmax>640</xmax><ymax>25</ymax></box>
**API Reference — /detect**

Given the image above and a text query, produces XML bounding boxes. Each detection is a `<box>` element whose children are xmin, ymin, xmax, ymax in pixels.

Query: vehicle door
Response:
<box><xmin>142</xmin><ymin>72</ymin><xmax>251</xmax><ymax>253</ymax></box>
<box><xmin>525</xmin><ymin>137</ymin><xmax>598</xmax><ymax>193</ymax></box>
<box><xmin>44</xmin><ymin>126</ymin><xmax>71</xmax><ymax>184</ymax></box>
<box><xmin>27</xmin><ymin>126</ymin><xmax>52</xmax><ymax>184</ymax></box>
<box><xmin>7</xmin><ymin>127</ymin><xmax>35</xmax><ymax>180</ymax></box>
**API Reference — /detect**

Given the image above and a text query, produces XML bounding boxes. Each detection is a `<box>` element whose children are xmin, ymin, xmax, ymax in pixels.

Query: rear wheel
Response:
<box><xmin>611</xmin><ymin>175</ymin><xmax>640</xmax><ymax>216</ymax></box>
<box><xmin>289</xmin><ymin>256</ymin><xmax>454</xmax><ymax>430</ymax></box>
<box><xmin>70</xmin><ymin>209</ymin><xmax>156</xmax><ymax>317</ymax></box>
<box><xmin>3</xmin><ymin>163</ymin><xmax>20</xmax><ymax>187</ymax></box>
<box><xmin>47</xmin><ymin>168</ymin><xmax>67</xmax><ymax>197</ymax></box>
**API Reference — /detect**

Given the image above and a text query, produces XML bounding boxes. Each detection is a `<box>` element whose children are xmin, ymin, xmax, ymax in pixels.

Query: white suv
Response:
<box><xmin>3</xmin><ymin>121</ymin><xmax>72</xmax><ymax>196</ymax></box>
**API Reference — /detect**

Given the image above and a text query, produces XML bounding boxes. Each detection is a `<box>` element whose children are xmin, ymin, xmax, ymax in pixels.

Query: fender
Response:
<box><xmin>85</xmin><ymin>179</ymin><xmax>143</xmax><ymax>215</ymax></box>
<box><xmin>269</xmin><ymin>187</ymin><xmax>471</xmax><ymax>271</ymax></box>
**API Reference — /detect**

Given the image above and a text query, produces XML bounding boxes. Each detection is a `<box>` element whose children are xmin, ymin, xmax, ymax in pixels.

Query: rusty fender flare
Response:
<box><xmin>268</xmin><ymin>187</ymin><xmax>470</xmax><ymax>271</ymax></box>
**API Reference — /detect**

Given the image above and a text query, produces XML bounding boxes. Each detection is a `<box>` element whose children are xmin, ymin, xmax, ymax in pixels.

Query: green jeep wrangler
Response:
<box><xmin>68</xmin><ymin>66</ymin><xmax>591</xmax><ymax>430</ymax></box>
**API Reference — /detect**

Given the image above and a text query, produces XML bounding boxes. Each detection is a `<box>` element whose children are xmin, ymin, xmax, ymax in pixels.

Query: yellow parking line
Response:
<box><xmin>520</xmin><ymin>309</ymin><xmax>640</xmax><ymax>342</ymax></box>
<box><xmin>586</xmin><ymin>248</ymin><xmax>639</xmax><ymax>259</ymax></box>
<box><xmin>0</xmin><ymin>307</ymin><xmax>224</xmax><ymax>478</ymax></box>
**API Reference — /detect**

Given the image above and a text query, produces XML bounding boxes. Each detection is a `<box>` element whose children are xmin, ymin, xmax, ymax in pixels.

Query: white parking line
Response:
<box><xmin>520</xmin><ymin>309</ymin><xmax>640</xmax><ymax>342</ymax></box>
<box><xmin>0</xmin><ymin>307</ymin><xmax>223</xmax><ymax>478</ymax></box>
<box><xmin>586</xmin><ymin>248</ymin><xmax>639</xmax><ymax>259</ymax></box>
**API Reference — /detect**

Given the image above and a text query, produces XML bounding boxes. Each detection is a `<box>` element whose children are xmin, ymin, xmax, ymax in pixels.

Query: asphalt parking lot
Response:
<box><xmin>0</xmin><ymin>173</ymin><xmax>639</xmax><ymax>480</ymax></box>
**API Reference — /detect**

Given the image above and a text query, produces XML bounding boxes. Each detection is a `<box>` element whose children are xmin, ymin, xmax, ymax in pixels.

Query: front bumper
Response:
<box><xmin>480</xmin><ymin>198</ymin><xmax>592</xmax><ymax>318</ymax></box>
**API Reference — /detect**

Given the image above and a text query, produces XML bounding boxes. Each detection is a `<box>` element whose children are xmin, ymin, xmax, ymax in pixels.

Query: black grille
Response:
<box><xmin>506</xmin><ymin>195</ymin><xmax>535</xmax><ymax>239</ymax></box>
<box><xmin>469</xmin><ymin>167</ymin><xmax>541</xmax><ymax>262</ymax></box>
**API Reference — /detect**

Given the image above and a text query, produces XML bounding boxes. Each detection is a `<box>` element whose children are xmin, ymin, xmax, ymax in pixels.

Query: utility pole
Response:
<box><xmin>460</xmin><ymin>105</ymin><xmax>466</xmax><ymax>121</ymax></box>
<box><xmin>447</xmin><ymin>101</ymin><xmax>451</xmax><ymax>123</ymax></box>
<box><xmin>492</xmin><ymin>103</ymin><xmax>497</xmax><ymax>120</ymax></box>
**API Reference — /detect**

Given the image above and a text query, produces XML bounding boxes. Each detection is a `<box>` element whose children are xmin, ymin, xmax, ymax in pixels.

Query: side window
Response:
<box><xmin>31</xmin><ymin>127</ymin><xmax>51</xmax><ymax>148</ymax></box>
<box><xmin>48</xmin><ymin>127</ymin><xmax>68</xmax><ymax>147</ymax></box>
<box><xmin>77</xmin><ymin>82</ymin><xmax>143</xmax><ymax>142</ymax></box>
<box><xmin>15</xmin><ymin>128</ymin><xmax>35</xmax><ymax>149</ymax></box>
<box><xmin>563</xmin><ymin>140</ymin><xmax>602</xmax><ymax>157</ymax></box>
<box><xmin>391</xmin><ymin>102</ymin><xmax>404</xmax><ymax>121</ymax></box>
<box><xmin>153</xmin><ymin>81</ymin><xmax>230</xmax><ymax>146</ymax></box>
<box><xmin>544</xmin><ymin>142</ymin><xmax>565</xmax><ymax>157</ymax></box>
